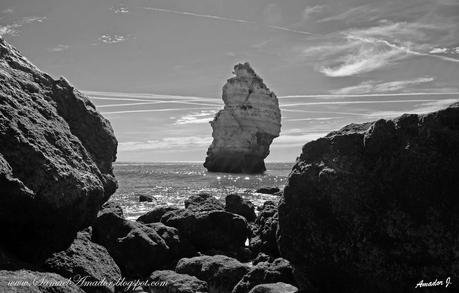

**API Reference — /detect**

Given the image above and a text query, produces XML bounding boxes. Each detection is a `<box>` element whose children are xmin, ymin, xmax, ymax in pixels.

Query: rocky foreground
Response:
<box><xmin>204</xmin><ymin>63</ymin><xmax>281</xmax><ymax>174</ymax></box>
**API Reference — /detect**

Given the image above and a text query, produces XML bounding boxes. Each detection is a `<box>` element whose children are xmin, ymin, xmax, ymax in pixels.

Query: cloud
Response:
<box><xmin>111</xmin><ymin>6</ymin><xmax>129</xmax><ymax>14</ymax></box>
<box><xmin>274</xmin><ymin>133</ymin><xmax>327</xmax><ymax>146</ymax></box>
<box><xmin>98</xmin><ymin>34</ymin><xmax>128</xmax><ymax>44</ymax></box>
<box><xmin>48</xmin><ymin>44</ymin><xmax>69</xmax><ymax>52</ymax></box>
<box><xmin>119</xmin><ymin>136</ymin><xmax>212</xmax><ymax>151</ymax></box>
<box><xmin>2</xmin><ymin>8</ymin><xmax>14</xmax><ymax>14</ymax></box>
<box><xmin>318</xmin><ymin>5</ymin><xmax>380</xmax><ymax>23</ymax></box>
<box><xmin>330</xmin><ymin>77</ymin><xmax>435</xmax><ymax>95</ymax></box>
<box><xmin>0</xmin><ymin>16</ymin><xmax>46</xmax><ymax>36</ymax></box>
<box><xmin>366</xmin><ymin>98</ymin><xmax>459</xmax><ymax>118</ymax></box>
<box><xmin>175</xmin><ymin>110</ymin><xmax>218</xmax><ymax>125</ymax></box>
<box><xmin>306</xmin><ymin>20</ymin><xmax>459</xmax><ymax>77</ymax></box>
<box><xmin>302</xmin><ymin>5</ymin><xmax>324</xmax><ymax>20</ymax></box>
<box><xmin>263</xmin><ymin>3</ymin><xmax>283</xmax><ymax>25</ymax></box>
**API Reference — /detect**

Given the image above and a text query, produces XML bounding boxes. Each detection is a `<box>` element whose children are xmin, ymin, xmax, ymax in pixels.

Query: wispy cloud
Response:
<box><xmin>330</xmin><ymin>77</ymin><xmax>435</xmax><ymax>95</ymax></box>
<box><xmin>48</xmin><ymin>44</ymin><xmax>69</xmax><ymax>52</ymax></box>
<box><xmin>306</xmin><ymin>20</ymin><xmax>459</xmax><ymax>77</ymax></box>
<box><xmin>366</xmin><ymin>98</ymin><xmax>459</xmax><ymax>118</ymax></box>
<box><xmin>175</xmin><ymin>110</ymin><xmax>218</xmax><ymax>125</ymax></box>
<box><xmin>0</xmin><ymin>16</ymin><xmax>46</xmax><ymax>36</ymax></box>
<box><xmin>98</xmin><ymin>34</ymin><xmax>128</xmax><ymax>44</ymax></box>
<box><xmin>119</xmin><ymin>136</ymin><xmax>211</xmax><ymax>151</ymax></box>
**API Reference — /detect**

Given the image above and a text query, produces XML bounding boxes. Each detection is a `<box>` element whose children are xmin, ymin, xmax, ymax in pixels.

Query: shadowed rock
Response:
<box><xmin>0</xmin><ymin>38</ymin><xmax>117</xmax><ymax>260</ymax></box>
<box><xmin>176</xmin><ymin>255</ymin><xmax>250</xmax><ymax>293</ymax></box>
<box><xmin>278</xmin><ymin>102</ymin><xmax>459</xmax><ymax>293</ymax></box>
<box><xmin>43</xmin><ymin>230</ymin><xmax>121</xmax><ymax>293</ymax></box>
<box><xmin>204</xmin><ymin>63</ymin><xmax>281</xmax><ymax>174</ymax></box>
<box><xmin>137</xmin><ymin>206</ymin><xmax>180</xmax><ymax>224</ymax></box>
<box><xmin>225</xmin><ymin>193</ymin><xmax>256</xmax><ymax>222</ymax></box>
<box><xmin>248</xmin><ymin>282</ymin><xmax>298</xmax><ymax>293</ymax></box>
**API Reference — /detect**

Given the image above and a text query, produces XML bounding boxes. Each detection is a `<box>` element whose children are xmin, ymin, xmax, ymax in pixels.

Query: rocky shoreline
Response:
<box><xmin>2</xmin><ymin>37</ymin><xmax>459</xmax><ymax>293</ymax></box>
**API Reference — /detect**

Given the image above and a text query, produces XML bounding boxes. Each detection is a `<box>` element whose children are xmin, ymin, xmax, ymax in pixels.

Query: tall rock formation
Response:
<box><xmin>204</xmin><ymin>63</ymin><xmax>281</xmax><ymax>174</ymax></box>
<box><xmin>277</xmin><ymin>102</ymin><xmax>459</xmax><ymax>293</ymax></box>
<box><xmin>0</xmin><ymin>38</ymin><xmax>117</xmax><ymax>260</ymax></box>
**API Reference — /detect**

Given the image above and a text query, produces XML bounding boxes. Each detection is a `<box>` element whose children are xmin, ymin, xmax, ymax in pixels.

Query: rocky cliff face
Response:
<box><xmin>0</xmin><ymin>38</ymin><xmax>117</xmax><ymax>260</ymax></box>
<box><xmin>277</xmin><ymin>102</ymin><xmax>459</xmax><ymax>293</ymax></box>
<box><xmin>204</xmin><ymin>63</ymin><xmax>281</xmax><ymax>174</ymax></box>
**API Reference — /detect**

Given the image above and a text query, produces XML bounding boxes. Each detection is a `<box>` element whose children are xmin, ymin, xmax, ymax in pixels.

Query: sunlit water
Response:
<box><xmin>112</xmin><ymin>162</ymin><xmax>294</xmax><ymax>220</ymax></box>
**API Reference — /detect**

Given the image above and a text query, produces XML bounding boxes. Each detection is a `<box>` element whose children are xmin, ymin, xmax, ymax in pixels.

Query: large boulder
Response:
<box><xmin>204</xmin><ymin>63</ymin><xmax>281</xmax><ymax>174</ymax></box>
<box><xmin>176</xmin><ymin>255</ymin><xmax>250</xmax><ymax>293</ymax></box>
<box><xmin>146</xmin><ymin>270</ymin><xmax>208</xmax><ymax>293</ymax></box>
<box><xmin>43</xmin><ymin>230</ymin><xmax>121</xmax><ymax>293</ymax></box>
<box><xmin>250</xmin><ymin>201</ymin><xmax>279</xmax><ymax>257</ymax></box>
<box><xmin>161</xmin><ymin>208</ymin><xmax>250</xmax><ymax>254</ymax></box>
<box><xmin>225</xmin><ymin>193</ymin><xmax>256</xmax><ymax>222</ymax></box>
<box><xmin>0</xmin><ymin>270</ymin><xmax>84</xmax><ymax>293</ymax></box>
<box><xmin>278</xmin><ymin>103</ymin><xmax>459</xmax><ymax>293</ymax></box>
<box><xmin>232</xmin><ymin>258</ymin><xmax>296</xmax><ymax>293</ymax></box>
<box><xmin>92</xmin><ymin>212</ymin><xmax>170</xmax><ymax>278</ymax></box>
<box><xmin>185</xmin><ymin>193</ymin><xmax>224</xmax><ymax>211</ymax></box>
<box><xmin>0</xmin><ymin>38</ymin><xmax>117</xmax><ymax>260</ymax></box>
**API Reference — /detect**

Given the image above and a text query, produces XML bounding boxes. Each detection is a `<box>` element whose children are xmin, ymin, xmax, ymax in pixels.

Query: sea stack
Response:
<box><xmin>0</xmin><ymin>38</ymin><xmax>117</xmax><ymax>260</ymax></box>
<box><xmin>204</xmin><ymin>63</ymin><xmax>281</xmax><ymax>174</ymax></box>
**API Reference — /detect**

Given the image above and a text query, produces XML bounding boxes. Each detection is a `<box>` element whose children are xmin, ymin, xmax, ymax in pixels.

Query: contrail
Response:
<box><xmin>280</xmin><ymin>99</ymin><xmax>443</xmax><ymax>107</ymax></box>
<box><xmin>279</xmin><ymin>92</ymin><xmax>459</xmax><ymax>99</ymax></box>
<box><xmin>282</xmin><ymin>109</ymin><xmax>363</xmax><ymax>116</ymax></box>
<box><xmin>143</xmin><ymin>7</ymin><xmax>313</xmax><ymax>36</ymax></box>
<box><xmin>96</xmin><ymin>100</ymin><xmax>221</xmax><ymax>108</ymax></box>
<box><xmin>101</xmin><ymin>107</ymin><xmax>217</xmax><ymax>115</ymax></box>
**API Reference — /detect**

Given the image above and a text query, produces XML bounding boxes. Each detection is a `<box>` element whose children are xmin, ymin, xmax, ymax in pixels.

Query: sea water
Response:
<box><xmin>112</xmin><ymin>162</ymin><xmax>293</xmax><ymax>220</ymax></box>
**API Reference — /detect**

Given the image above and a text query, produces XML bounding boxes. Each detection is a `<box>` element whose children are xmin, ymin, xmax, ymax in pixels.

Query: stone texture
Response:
<box><xmin>0</xmin><ymin>270</ymin><xmax>84</xmax><ymax>293</ymax></box>
<box><xmin>43</xmin><ymin>230</ymin><xmax>121</xmax><ymax>293</ymax></box>
<box><xmin>232</xmin><ymin>258</ymin><xmax>296</xmax><ymax>293</ymax></box>
<box><xmin>0</xmin><ymin>38</ymin><xmax>117</xmax><ymax>260</ymax></box>
<box><xmin>225</xmin><ymin>193</ymin><xmax>256</xmax><ymax>222</ymax></box>
<box><xmin>176</xmin><ymin>255</ymin><xmax>250</xmax><ymax>293</ymax></box>
<box><xmin>248</xmin><ymin>283</ymin><xmax>298</xmax><ymax>293</ymax></box>
<box><xmin>255</xmin><ymin>187</ymin><xmax>280</xmax><ymax>195</ymax></box>
<box><xmin>250</xmin><ymin>201</ymin><xmax>279</xmax><ymax>258</ymax></box>
<box><xmin>146</xmin><ymin>270</ymin><xmax>208</xmax><ymax>293</ymax></box>
<box><xmin>185</xmin><ymin>193</ymin><xmax>224</xmax><ymax>211</ymax></box>
<box><xmin>204</xmin><ymin>63</ymin><xmax>281</xmax><ymax>174</ymax></box>
<box><xmin>92</xmin><ymin>211</ymin><xmax>170</xmax><ymax>278</ymax></box>
<box><xmin>137</xmin><ymin>206</ymin><xmax>180</xmax><ymax>224</ymax></box>
<box><xmin>278</xmin><ymin>103</ymin><xmax>459</xmax><ymax>293</ymax></box>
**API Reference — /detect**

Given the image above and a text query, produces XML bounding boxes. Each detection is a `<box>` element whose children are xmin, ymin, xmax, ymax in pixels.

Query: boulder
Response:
<box><xmin>0</xmin><ymin>38</ymin><xmax>117</xmax><ymax>260</ymax></box>
<box><xmin>232</xmin><ymin>258</ymin><xmax>296</xmax><ymax>293</ymax></box>
<box><xmin>204</xmin><ymin>63</ymin><xmax>281</xmax><ymax>174</ymax></box>
<box><xmin>252</xmin><ymin>253</ymin><xmax>274</xmax><ymax>265</ymax></box>
<box><xmin>225</xmin><ymin>194</ymin><xmax>256</xmax><ymax>222</ymax></box>
<box><xmin>176</xmin><ymin>255</ymin><xmax>250</xmax><ymax>293</ymax></box>
<box><xmin>278</xmin><ymin>103</ymin><xmax>459</xmax><ymax>293</ymax></box>
<box><xmin>185</xmin><ymin>193</ymin><xmax>224</xmax><ymax>211</ymax></box>
<box><xmin>146</xmin><ymin>270</ymin><xmax>208</xmax><ymax>293</ymax></box>
<box><xmin>255</xmin><ymin>187</ymin><xmax>280</xmax><ymax>195</ymax></box>
<box><xmin>139</xmin><ymin>194</ymin><xmax>154</xmax><ymax>202</ymax></box>
<box><xmin>250</xmin><ymin>201</ymin><xmax>279</xmax><ymax>257</ymax></box>
<box><xmin>43</xmin><ymin>230</ymin><xmax>121</xmax><ymax>293</ymax></box>
<box><xmin>161</xmin><ymin>208</ymin><xmax>250</xmax><ymax>253</ymax></box>
<box><xmin>0</xmin><ymin>270</ymin><xmax>84</xmax><ymax>293</ymax></box>
<box><xmin>137</xmin><ymin>206</ymin><xmax>180</xmax><ymax>224</ymax></box>
<box><xmin>248</xmin><ymin>283</ymin><xmax>298</xmax><ymax>293</ymax></box>
<box><xmin>92</xmin><ymin>212</ymin><xmax>169</xmax><ymax>278</ymax></box>
<box><xmin>98</xmin><ymin>201</ymin><xmax>124</xmax><ymax>218</ymax></box>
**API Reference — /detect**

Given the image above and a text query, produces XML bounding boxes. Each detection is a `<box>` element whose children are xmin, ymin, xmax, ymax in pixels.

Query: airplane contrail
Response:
<box><xmin>143</xmin><ymin>7</ymin><xmax>312</xmax><ymax>36</ymax></box>
<box><xmin>279</xmin><ymin>92</ymin><xmax>459</xmax><ymax>99</ymax></box>
<box><xmin>280</xmin><ymin>99</ymin><xmax>443</xmax><ymax>107</ymax></box>
<box><xmin>101</xmin><ymin>107</ymin><xmax>217</xmax><ymax>115</ymax></box>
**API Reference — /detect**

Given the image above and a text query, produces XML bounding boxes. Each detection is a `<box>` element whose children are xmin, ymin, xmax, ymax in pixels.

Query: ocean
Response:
<box><xmin>111</xmin><ymin>162</ymin><xmax>294</xmax><ymax>220</ymax></box>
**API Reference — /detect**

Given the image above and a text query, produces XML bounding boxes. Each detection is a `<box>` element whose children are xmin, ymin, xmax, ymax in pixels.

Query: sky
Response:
<box><xmin>1</xmin><ymin>0</ymin><xmax>458</xmax><ymax>162</ymax></box>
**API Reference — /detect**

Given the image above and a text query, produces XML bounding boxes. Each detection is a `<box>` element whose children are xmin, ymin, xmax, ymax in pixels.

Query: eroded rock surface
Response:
<box><xmin>278</xmin><ymin>102</ymin><xmax>459</xmax><ymax>293</ymax></box>
<box><xmin>0</xmin><ymin>38</ymin><xmax>117</xmax><ymax>260</ymax></box>
<box><xmin>204</xmin><ymin>63</ymin><xmax>281</xmax><ymax>174</ymax></box>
